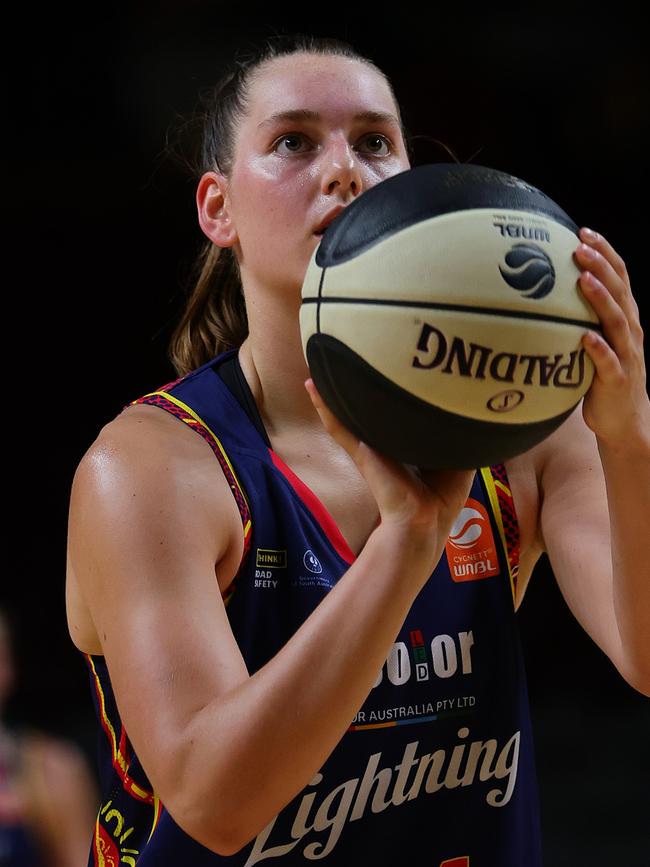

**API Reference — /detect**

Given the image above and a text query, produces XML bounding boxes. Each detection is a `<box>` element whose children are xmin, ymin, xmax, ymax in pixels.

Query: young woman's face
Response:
<box><xmin>225</xmin><ymin>53</ymin><xmax>411</xmax><ymax>297</ymax></box>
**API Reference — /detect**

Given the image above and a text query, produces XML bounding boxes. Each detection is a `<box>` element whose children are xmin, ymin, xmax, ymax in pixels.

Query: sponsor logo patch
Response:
<box><xmin>445</xmin><ymin>498</ymin><xmax>499</xmax><ymax>582</ymax></box>
<box><xmin>255</xmin><ymin>548</ymin><xmax>287</xmax><ymax>569</ymax></box>
<box><xmin>303</xmin><ymin>549</ymin><xmax>323</xmax><ymax>574</ymax></box>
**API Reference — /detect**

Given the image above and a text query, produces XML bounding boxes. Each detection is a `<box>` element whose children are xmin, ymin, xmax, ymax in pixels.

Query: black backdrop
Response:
<box><xmin>5</xmin><ymin>4</ymin><xmax>649</xmax><ymax>865</ymax></box>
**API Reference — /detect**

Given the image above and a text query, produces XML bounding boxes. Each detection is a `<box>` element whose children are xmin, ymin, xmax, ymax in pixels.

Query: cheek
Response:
<box><xmin>236</xmin><ymin>160</ymin><xmax>308</xmax><ymax>241</ymax></box>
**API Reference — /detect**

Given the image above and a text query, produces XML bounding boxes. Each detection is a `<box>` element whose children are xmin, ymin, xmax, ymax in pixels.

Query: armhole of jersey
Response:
<box><xmin>84</xmin><ymin>653</ymin><xmax>157</xmax><ymax>805</ymax></box>
<box><xmin>85</xmin><ymin>651</ymin><xmax>165</xmax><ymax>851</ymax></box>
<box><xmin>479</xmin><ymin>464</ymin><xmax>521</xmax><ymax>608</ymax></box>
<box><xmin>125</xmin><ymin>391</ymin><xmax>253</xmax><ymax>607</ymax></box>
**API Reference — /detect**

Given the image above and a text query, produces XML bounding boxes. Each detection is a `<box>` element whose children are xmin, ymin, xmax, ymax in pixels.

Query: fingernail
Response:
<box><xmin>581</xmin><ymin>227</ymin><xmax>598</xmax><ymax>241</ymax></box>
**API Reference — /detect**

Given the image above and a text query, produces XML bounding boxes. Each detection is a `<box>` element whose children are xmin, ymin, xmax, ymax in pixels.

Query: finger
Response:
<box><xmin>579</xmin><ymin>227</ymin><xmax>630</xmax><ymax>286</ymax></box>
<box><xmin>576</xmin><ymin>229</ymin><xmax>640</xmax><ymax>324</ymax></box>
<box><xmin>578</xmin><ymin>271</ymin><xmax>633</xmax><ymax>362</ymax></box>
<box><xmin>582</xmin><ymin>329</ymin><xmax>626</xmax><ymax>386</ymax></box>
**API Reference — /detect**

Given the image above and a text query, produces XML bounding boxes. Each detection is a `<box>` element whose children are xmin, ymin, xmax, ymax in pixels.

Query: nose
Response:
<box><xmin>319</xmin><ymin>134</ymin><xmax>363</xmax><ymax>198</ymax></box>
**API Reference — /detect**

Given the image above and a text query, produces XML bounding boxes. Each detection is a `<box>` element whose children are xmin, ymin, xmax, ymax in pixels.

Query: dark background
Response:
<box><xmin>5</xmin><ymin>4</ymin><xmax>649</xmax><ymax>864</ymax></box>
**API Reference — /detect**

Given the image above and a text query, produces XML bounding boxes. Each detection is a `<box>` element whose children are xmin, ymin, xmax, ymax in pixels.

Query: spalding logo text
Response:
<box><xmin>413</xmin><ymin>323</ymin><xmax>586</xmax><ymax>388</ymax></box>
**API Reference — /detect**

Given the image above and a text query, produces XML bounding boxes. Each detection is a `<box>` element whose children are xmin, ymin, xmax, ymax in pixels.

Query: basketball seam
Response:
<box><xmin>302</xmin><ymin>297</ymin><xmax>600</xmax><ymax>331</ymax></box>
<box><xmin>316</xmin><ymin>265</ymin><xmax>327</xmax><ymax>335</ymax></box>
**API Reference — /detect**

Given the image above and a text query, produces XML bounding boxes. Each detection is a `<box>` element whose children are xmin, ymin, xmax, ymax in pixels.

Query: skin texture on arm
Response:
<box><xmin>68</xmin><ymin>405</ymin><xmax>473</xmax><ymax>856</ymax></box>
<box><xmin>535</xmin><ymin>228</ymin><xmax>650</xmax><ymax>695</ymax></box>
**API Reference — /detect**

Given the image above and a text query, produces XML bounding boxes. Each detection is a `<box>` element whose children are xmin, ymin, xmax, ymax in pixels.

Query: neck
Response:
<box><xmin>237</xmin><ymin>290</ymin><xmax>326</xmax><ymax>443</ymax></box>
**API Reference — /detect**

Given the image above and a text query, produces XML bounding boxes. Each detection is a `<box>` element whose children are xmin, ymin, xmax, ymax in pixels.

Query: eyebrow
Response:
<box><xmin>257</xmin><ymin>108</ymin><xmax>401</xmax><ymax>131</ymax></box>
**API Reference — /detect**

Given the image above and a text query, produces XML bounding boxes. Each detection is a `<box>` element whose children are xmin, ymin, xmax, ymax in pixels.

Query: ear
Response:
<box><xmin>196</xmin><ymin>171</ymin><xmax>238</xmax><ymax>248</ymax></box>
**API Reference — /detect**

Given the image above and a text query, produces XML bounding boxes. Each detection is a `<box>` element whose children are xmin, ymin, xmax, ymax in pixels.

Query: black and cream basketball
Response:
<box><xmin>299</xmin><ymin>163</ymin><xmax>600</xmax><ymax>469</ymax></box>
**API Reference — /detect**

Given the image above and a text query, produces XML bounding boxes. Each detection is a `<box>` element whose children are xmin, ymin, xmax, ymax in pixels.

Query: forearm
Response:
<box><xmin>178</xmin><ymin>522</ymin><xmax>436</xmax><ymax>854</ymax></box>
<box><xmin>598</xmin><ymin>425</ymin><xmax>650</xmax><ymax>684</ymax></box>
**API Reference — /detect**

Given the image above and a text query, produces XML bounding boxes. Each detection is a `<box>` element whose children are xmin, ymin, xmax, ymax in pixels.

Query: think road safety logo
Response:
<box><xmin>445</xmin><ymin>498</ymin><xmax>499</xmax><ymax>582</ymax></box>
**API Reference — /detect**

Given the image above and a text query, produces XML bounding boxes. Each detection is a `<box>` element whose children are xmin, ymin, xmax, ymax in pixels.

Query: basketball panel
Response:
<box><xmin>314</xmin><ymin>303</ymin><xmax>594</xmax><ymax>423</ymax></box>
<box><xmin>305</xmin><ymin>334</ymin><xmax>575</xmax><ymax>469</ymax></box>
<box><xmin>305</xmin><ymin>208</ymin><xmax>598</xmax><ymax>325</ymax></box>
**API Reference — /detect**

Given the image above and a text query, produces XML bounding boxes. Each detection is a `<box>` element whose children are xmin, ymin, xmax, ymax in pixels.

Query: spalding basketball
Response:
<box><xmin>299</xmin><ymin>162</ymin><xmax>600</xmax><ymax>469</ymax></box>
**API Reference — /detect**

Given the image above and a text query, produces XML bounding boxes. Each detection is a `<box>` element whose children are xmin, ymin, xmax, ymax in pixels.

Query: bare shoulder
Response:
<box><xmin>96</xmin><ymin>402</ymin><xmax>214</xmax><ymax>460</ymax></box>
<box><xmin>502</xmin><ymin>403</ymin><xmax>598</xmax><ymax>606</ymax></box>
<box><xmin>66</xmin><ymin>402</ymin><xmax>244</xmax><ymax>650</ymax></box>
<box><xmin>72</xmin><ymin>400</ymin><xmax>245</xmax><ymax>562</ymax></box>
<box><xmin>503</xmin><ymin>403</ymin><xmax>594</xmax><ymax>536</ymax></box>
<box><xmin>66</xmin><ymin>402</ymin><xmax>251</xmax><ymax>821</ymax></box>
<box><xmin>503</xmin><ymin>443</ymin><xmax>543</xmax><ymax>549</ymax></box>
<box><xmin>534</xmin><ymin>401</ymin><xmax>601</xmax><ymax>475</ymax></box>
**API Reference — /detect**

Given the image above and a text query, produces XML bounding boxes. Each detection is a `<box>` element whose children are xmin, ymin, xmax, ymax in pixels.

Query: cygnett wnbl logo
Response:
<box><xmin>445</xmin><ymin>498</ymin><xmax>499</xmax><ymax>581</ymax></box>
<box><xmin>499</xmin><ymin>242</ymin><xmax>555</xmax><ymax>299</ymax></box>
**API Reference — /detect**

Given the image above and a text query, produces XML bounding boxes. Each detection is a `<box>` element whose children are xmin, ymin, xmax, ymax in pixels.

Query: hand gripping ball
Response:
<box><xmin>299</xmin><ymin>162</ymin><xmax>600</xmax><ymax>469</ymax></box>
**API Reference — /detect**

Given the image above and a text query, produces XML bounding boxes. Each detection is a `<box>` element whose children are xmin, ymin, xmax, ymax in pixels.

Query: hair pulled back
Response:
<box><xmin>168</xmin><ymin>33</ymin><xmax>415</xmax><ymax>377</ymax></box>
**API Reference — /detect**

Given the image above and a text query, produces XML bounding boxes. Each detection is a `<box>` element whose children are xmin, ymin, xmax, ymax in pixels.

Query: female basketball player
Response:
<box><xmin>65</xmin><ymin>33</ymin><xmax>650</xmax><ymax>866</ymax></box>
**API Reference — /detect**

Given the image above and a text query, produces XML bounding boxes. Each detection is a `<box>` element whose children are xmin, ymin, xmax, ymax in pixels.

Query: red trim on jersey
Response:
<box><xmin>269</xmin><ymin>448</ymin><xmax>381</xmax><ymax>565</ymax></box>
<box><xmin>86</xmin><ymin>654</ymin><xmax>155</xmax><ymax>805</ymax></box>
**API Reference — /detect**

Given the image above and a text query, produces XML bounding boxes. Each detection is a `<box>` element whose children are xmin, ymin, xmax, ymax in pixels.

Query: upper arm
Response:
<box><xmin>536</xmin><ymin>403</ymin><xmax>628</xmax><ymax>678</ymax></box>
<box><xmin>67</xmin><ymin>412</ymin><xmax>249</xmax><ymax>841</ymax></box>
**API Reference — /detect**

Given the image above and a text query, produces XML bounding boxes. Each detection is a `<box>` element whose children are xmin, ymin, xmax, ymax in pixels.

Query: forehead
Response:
<box><xmin>247</xmin><ymin>53</ymin><xmax>397</xmax><ymax>125</ymax></box>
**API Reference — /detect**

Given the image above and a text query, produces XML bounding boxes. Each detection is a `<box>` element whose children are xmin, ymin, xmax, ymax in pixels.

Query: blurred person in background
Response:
<box><xmin>0</xmin><ymin>607</ymin><xmax>99</xmax><ymax>867</ymax></box>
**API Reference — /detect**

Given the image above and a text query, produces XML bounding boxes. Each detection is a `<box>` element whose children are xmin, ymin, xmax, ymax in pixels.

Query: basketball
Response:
<box><xmin>299</xmin><ymin>162</ymin><xmax>601</xmax><ymax>469</ymax></box>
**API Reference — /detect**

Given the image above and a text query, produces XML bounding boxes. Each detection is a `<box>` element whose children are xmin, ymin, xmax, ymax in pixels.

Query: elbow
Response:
<box><xmin>164</xmin><ymin>792</ymin><xmax>247</xmax><ymax>857</ymax></box>
<box><xmin>165</xmin><ymin>789</ymin><xmax>245</xmax><ymax>856</ymax></box>
<box><xmin>161</xmin><ymin>722</ymin><xmax>266</xmax><ymax>856</ymax></box>
<box><xmin>629</xmin><ymin>673</ymin><xmax>650</xmax><ymax>699</ymax></box>
<box><xmin>618</xmin><ymin>658</ymin><xmax>650</xmax><ymax>698</ymax></box>
<box><xmin>161</xmin><ymin>745</ymin><xmax>252</xmax><ymax>857</ymax></box>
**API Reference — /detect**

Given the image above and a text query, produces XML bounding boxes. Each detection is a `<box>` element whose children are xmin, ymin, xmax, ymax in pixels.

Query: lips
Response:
<box><xmin>313</xmin><ymin>205</ymin><xmax>346</xmax><ymax>236</ymax></box>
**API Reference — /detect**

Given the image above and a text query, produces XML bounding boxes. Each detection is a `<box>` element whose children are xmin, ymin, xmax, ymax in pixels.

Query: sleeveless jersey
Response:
<box><xmin>82</xmin><ymin>347</ymin><xmax>544</xmax><ymax>866</ymax></box>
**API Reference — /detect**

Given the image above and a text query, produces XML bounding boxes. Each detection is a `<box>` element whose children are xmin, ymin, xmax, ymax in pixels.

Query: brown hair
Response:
<box><xmin>166</xmin><ymin>32</ymin><xmax>419</xmax><ymax>377</ymax></box>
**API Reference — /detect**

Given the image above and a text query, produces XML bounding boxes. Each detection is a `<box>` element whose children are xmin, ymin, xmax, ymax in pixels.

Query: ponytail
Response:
<box><xmin>168</xmin><ymin>242</ymin><xmax>247</xmax><ymax>377</ymax></box>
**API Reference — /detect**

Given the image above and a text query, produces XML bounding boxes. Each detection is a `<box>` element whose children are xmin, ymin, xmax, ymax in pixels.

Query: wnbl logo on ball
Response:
<box><xmin>499</xmin><ymin>242</ymin><xmax>556</xmax><ymax>300</ymax></box>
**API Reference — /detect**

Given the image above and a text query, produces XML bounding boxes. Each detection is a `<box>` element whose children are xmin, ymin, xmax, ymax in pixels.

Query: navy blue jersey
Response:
<box><xmin>83</xmin><ymin>347</ymin><xmax>543</xmax><ymax>866</ymax></box>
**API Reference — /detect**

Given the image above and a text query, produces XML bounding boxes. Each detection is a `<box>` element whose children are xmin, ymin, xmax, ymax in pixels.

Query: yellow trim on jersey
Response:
<box><xmin>147</xmin><ymin>794</ymin><xmax>162</xmax><ymax>844</ymax></box>
<box><xmin>139</xmin><ymin>390</ymin><xmax>252</xmax><ymax>515</ymax></box>
<box><xmin>94</xmin><ymin>814</ymin><xmax>106</xmax><ymax>866</ymax></box>
<box><xmin>87</xmin><ymin>655</ymin><xmax>152</xmax><ymax>801</ymax></box>
<box><xmin>87</xmin><ymin>655</ymin><xmax>128</xmax><ymax>775</ymax></box>
<box><xmin>479</xmin><ymin>467</ymin><xmax>516</xmax><ymax>606</ymax></box>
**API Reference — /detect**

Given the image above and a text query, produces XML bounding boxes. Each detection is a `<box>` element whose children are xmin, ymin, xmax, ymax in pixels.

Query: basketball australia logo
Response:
<box><xmin>499</xmin><ymin>242</ymin><xmax>555</xmax><ymax>299</ymax></box>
